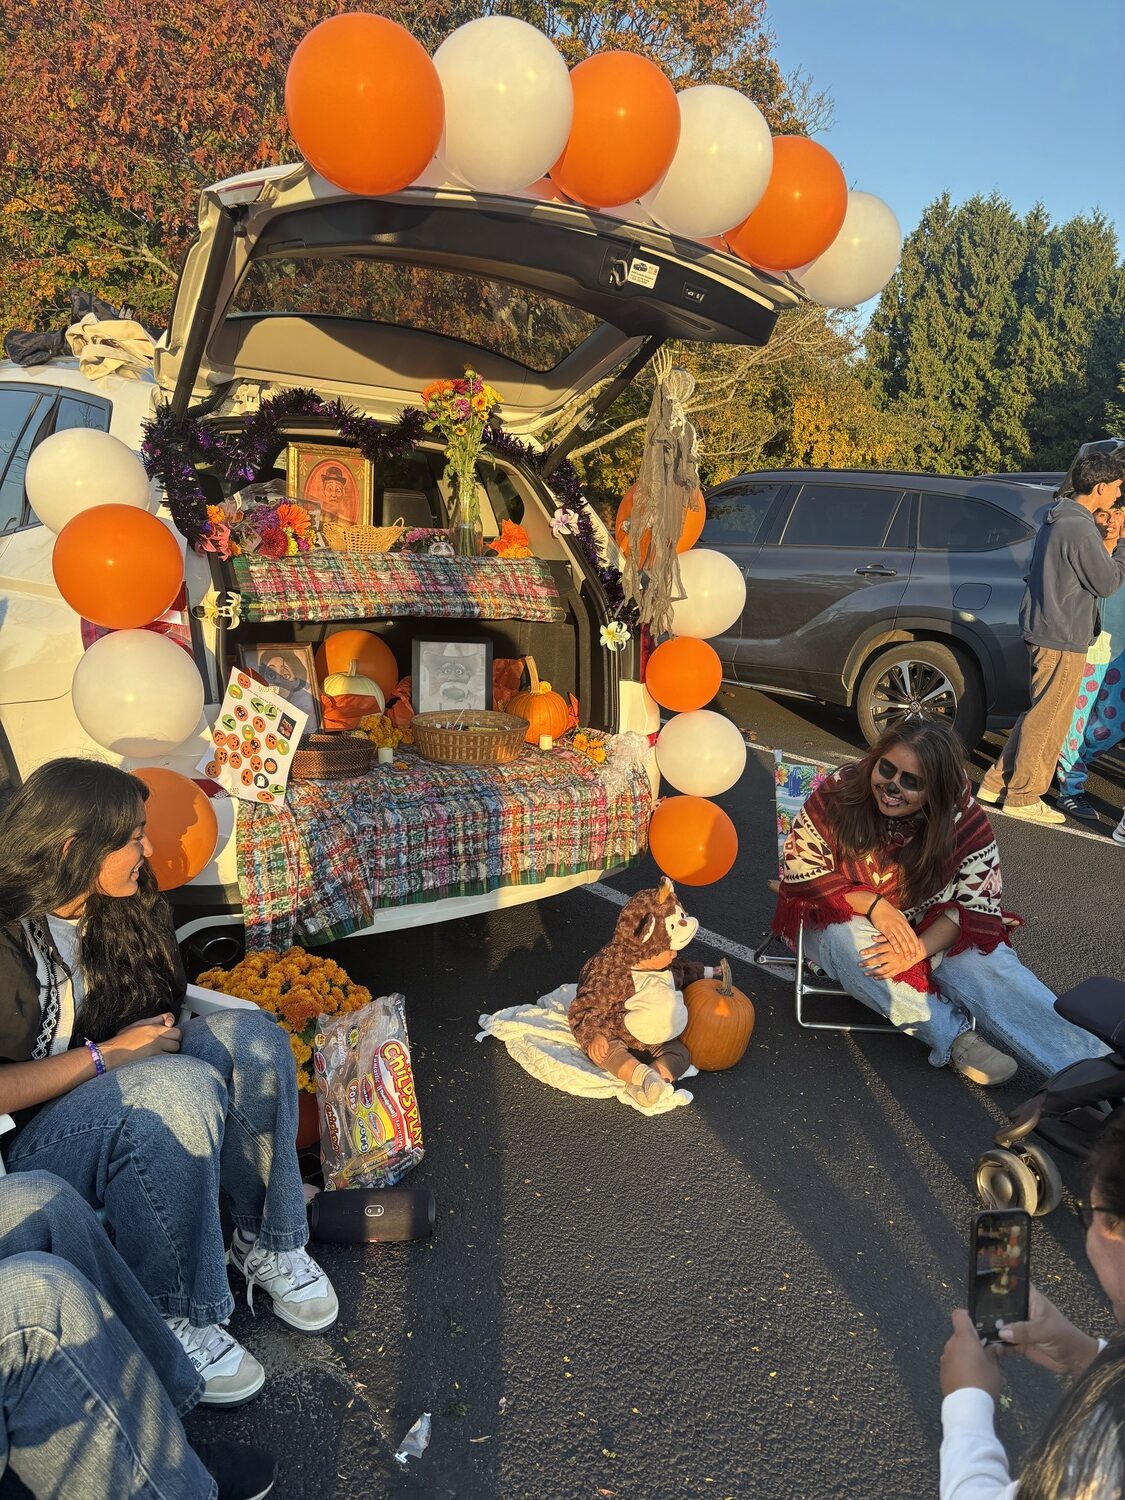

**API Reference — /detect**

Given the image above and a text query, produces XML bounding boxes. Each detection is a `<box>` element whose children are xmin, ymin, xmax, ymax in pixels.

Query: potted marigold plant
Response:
<box><xmin>195</xmin><ymin>947</ymin><xmax>372</xmax><ymax>1146</ymax></box>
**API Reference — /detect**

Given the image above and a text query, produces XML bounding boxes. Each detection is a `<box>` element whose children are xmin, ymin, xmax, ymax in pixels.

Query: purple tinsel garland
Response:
<box><xmin>141</xmin><ymin>388</ymin><xmax>633</xmax><ymax>624</ymax></box>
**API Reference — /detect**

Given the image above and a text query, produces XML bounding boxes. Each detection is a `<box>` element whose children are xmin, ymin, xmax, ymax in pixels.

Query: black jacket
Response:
<box><xmin>0</xmin><ymin>914</ymin><xmax>186</xmax><ymax>1137</ymax></box>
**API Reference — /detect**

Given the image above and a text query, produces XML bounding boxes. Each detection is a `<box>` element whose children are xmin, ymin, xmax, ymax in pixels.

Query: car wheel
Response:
<box><xmin>856</xmin><ymin>642</ymin><xmax>986</xmax><ymax>749</ymax></box>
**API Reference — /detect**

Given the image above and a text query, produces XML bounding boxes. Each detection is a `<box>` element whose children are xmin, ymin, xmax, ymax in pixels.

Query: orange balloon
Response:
<box><xmin>285</xmin><ymin>15</ymin><xmax>444</xmax><ymax>196</ymax></box>
<box><xmin>550</xmin><ymin>51</ymin><xmax>680</xmax><ymax>208</ymax></box>
<box><xmin>726</xmin><ymin>136</ymin><xmax>848</xmax><ymax>273</ymax></box>
<box><xmin>648</xmin><ymin>795</ymin><xmax>738</xmax><ymax>886</ymax></box>
<box><xmin>53</xmin><ymin>506</ymin><xmax>183</xmax><ymax>630</ymax></box>
<box><xmin>645</xmin><ymin>638</ymin><xmax>723</xmax><ymax>712</ymax></box>
<box><xmin>134</xmin><ymin>768</ymin><xmax>219</xmax><ymax>892</ymax></box>
<box><xmin>615</xmin><ymin>485</ymin><xmax>706</xmax><ymax>565</ymax></box>
<box><xmin>314</xmin><ymin>629</ymin><xmax>400</xmax><ymax>701</ymax></box>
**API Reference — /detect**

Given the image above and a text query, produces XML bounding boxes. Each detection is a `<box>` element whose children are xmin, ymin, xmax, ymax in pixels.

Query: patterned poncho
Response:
<box><xmin>772</xmin><ymin>765</ymin><xmax>1018</xmax><ymax>993</ymax></box>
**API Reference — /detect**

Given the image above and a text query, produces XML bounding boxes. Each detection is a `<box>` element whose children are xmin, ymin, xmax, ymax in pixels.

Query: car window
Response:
<box><xmin>54</xmin><ymin>395</ymin><xmax>111</xmax><ymax>435</ymax></box>
<box><xmin>376</xmin><ymin>449</ymin><xmax>442</xmax><ymax>530</ymax></box>
<box><xmin>0</xmin><ymin>389</ymin><xmax>47</xmax><ymax>534</ymax></box>
<box><xmin>781</xmin><ymin>484</ymin><xmax>902</xmax><ymax>548</ymax></box>
<box><xmin>919</xmin><ymin>493</ymin><xmax>1034</xmax><ymax>551</ymax></box>
<box><xmin>478</xmin><ymin>461</ymin><xmax>525</xmax><ymax>527</ymax></box>
<box><xmin>701</xmin><ymin>482</ymin><xmax>780</xmax><ymax>545</ymax></box>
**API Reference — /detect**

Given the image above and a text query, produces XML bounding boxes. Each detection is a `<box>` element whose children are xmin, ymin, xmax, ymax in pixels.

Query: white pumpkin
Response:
<box><xmin>322</xmin><ymin>659</ymin><xmax>385</xmax><ymax>711</ymax></box>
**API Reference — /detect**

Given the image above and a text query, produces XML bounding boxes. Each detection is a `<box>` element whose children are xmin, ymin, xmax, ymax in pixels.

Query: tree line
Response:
<box><xmin>1</xmin><ymin>0</ymin><xmax>1119</xmax><ymax>506</ymax></box>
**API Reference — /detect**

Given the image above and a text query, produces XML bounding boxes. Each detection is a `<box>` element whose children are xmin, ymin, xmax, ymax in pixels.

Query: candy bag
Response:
<box><xmin>312</xmin><ymin>994</ymin><xmax>424</xmax><ymax>1190</ymax></box>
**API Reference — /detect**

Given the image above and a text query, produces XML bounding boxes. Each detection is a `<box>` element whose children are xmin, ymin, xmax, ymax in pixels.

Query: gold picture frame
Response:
<box><xmin>286</xmin><ymin>442</ymin><xmax>373</xmax><ymax>529</ymax></box>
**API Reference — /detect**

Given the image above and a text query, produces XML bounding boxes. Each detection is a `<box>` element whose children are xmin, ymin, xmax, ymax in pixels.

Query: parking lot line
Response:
<box><xmin>584</xmin><ymin>881</ymin><xmax>766</xmax><ymax>968</ymax></box>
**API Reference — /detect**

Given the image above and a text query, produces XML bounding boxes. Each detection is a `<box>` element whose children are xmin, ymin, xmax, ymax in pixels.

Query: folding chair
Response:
<box><xmin>753</xmin><ymin>750</ymin><xmax>898</xmax><ymax>1034</ymax></box>
<box><xmin>0</xmin><ymin>982</ymin><xmax>260</xmax><ymax>1177</ymax></box>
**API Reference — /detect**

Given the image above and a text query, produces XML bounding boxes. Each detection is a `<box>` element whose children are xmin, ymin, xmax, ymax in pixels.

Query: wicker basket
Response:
<box><xmin>411</xmin><ymin>710</ymin><xmax>529</xmax><ymax>767</ymax></box>
<box><xmin>322</xmin><ymin>516</ymin><xmax>405</xmax><ymax>554</ymax></box>
<box><xmin>291</xmin><ymin>732</ymin><xmax>374</xmax><ymax>780</ymax></box>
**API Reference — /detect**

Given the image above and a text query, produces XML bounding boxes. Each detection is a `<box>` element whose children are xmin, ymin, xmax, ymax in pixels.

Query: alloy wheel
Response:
<box><xmin>868</xmin><ymin>657</ymin><xmax>958</xmax><ymax>735</ymax></box>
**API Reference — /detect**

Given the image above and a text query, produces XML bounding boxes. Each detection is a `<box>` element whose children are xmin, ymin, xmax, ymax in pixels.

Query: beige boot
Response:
<box><xmin>951</xmin><ymin>1031</ymin><xmax>1018</xmax><ymax>1086</ymax></box>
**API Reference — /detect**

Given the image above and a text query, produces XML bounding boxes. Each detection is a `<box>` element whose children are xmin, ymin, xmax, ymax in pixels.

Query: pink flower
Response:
<box><xmin>198</xmin><ymin>522</ymin><xmax>232</xmax><ymax>559</ymax></box>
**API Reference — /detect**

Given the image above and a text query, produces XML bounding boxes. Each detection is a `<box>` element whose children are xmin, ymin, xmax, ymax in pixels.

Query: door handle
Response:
<box><xmin>854</xmin><ymin>565</ymin><xmax>897</xmax><ymax>577</ymax></box>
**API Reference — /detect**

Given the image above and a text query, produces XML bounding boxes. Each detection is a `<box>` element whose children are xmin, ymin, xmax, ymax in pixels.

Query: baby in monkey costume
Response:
<box><xmin>568</xmin><ymin>880</ymin><xmax>716</xmax><ymax>1106</ymax></box>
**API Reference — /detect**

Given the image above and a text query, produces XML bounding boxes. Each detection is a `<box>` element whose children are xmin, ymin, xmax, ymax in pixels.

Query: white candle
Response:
<box><xmin>538</xmin><ymin>734</ymin><xmax>553</xmax><ymax>751</ymax></box>
<box><xmin>377</xmin><ymin>746</ymin><xmax>394</xmax><ymax>764</ymax></box>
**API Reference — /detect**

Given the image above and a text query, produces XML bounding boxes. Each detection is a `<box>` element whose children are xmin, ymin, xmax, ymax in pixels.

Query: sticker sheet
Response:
<box><xmin>198</xmin><ymin>667</ymin><xmax>308</xmax><ymax>805</ymax></box>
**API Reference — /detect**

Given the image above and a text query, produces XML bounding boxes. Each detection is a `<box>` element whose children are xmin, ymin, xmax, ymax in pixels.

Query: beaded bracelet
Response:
<box><xmin>84</xmin><ymin>1038</ymin><xmax>106</xmax><ymax>1077</ymax></box>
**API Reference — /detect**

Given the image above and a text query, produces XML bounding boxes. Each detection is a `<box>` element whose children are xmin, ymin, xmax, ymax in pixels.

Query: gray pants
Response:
<box><xmin>980</xmin><ymin>645</ymin><xmax>1087</xmax><ymax>806</ymax></box>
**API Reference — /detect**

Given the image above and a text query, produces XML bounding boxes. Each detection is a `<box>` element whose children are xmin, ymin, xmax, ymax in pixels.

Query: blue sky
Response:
<box><xmin>770</xmin><ymin>0</ymin><xmax>1124</xmax><ymax>298</ymax></box>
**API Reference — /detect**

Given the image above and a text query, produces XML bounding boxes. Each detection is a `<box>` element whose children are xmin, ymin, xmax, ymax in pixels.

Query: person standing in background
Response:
<box><xmin>978</xmin><ymin>449</ymin><xmax>1125</xmax><ymax>824</ymax></box>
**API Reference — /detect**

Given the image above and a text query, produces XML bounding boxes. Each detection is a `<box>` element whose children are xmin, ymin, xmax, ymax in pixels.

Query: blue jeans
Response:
<box><xmin>8</xmin><ymin>1009</ymin><xmax>307</xmax><ymax>1325</ymax></box>
<box><xmin>0</xmin><ymin>1172</ymin><xmax>215</xmax><ymax>1498</ymax></box>
<box><xmin>803</xmin><ymin>917</ymin><xmax>1107</xmax><ymax>1076</ymax></box>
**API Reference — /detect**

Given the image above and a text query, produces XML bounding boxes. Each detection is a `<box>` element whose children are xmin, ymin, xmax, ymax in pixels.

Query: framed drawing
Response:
<box><xmin>286</xmin><ymin>442</ymin><xmax>373</xmax><ymax>528</ymax></box>
<box><xmin>237</xmin><ymin>642</ymin><xmax>322</xmax><ymax>734</ymax></box>
<box><xmin>411</xmin><ymin>637</ymin><xmax>494</xmax><ymax>715</ymax></box>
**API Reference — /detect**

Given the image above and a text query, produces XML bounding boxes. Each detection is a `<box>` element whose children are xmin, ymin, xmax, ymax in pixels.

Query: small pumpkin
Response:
<box><xmin>681</xmin><ymin>959</ymin><xmax>755</xmax><ymax>1071</ymax></box>
<box><xmin>321</xmin><ymin>659</ymin><xmax>386</xmax><ymax>732</ymax></box>
<box><xmin>505</xmin><ymin>656</ymin><xmax>572</xmax><ymax>746</ymax></box>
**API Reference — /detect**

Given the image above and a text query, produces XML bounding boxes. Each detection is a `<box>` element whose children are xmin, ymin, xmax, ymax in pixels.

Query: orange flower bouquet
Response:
<box><xmin>196</xmin><ymin>948</ymin><xmax>372</xmax><ymax>1093</ymax></box>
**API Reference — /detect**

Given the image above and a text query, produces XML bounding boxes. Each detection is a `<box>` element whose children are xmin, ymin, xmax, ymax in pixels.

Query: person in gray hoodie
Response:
<box><xmin>979</xmin><ymin>448</ymin><xmax>1125</xmax><ymax>824</ymax></box>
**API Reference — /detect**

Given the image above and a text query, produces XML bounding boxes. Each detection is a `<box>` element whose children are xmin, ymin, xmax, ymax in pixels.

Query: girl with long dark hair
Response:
<box><xmin>0</xmin><ymin>758</ymin><xmax>338</xmax><ymax>1407</ymax></box>
<box><xmin>772</xmin><ymin>718</ymin><xmax>1100</xmax><ymax>1082</ymax></box>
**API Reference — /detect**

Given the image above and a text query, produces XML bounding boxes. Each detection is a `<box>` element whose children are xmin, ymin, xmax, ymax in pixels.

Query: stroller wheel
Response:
<box><xmin>1015</xmin><ymin>1143</ymin><xmax>1064</xmax><ymax>1216</ymax></box>
<box><xmin>974</xmin><ymin>1148</ymin><xmax>1039</xmax><ymax>1213</ymax></box>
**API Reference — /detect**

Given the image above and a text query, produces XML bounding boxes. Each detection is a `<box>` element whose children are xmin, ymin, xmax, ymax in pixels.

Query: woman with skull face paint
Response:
<box><xmin>771</xmin><ymin>719</ymin><xmax>1103</xmax><ymax>1083</ymax></box>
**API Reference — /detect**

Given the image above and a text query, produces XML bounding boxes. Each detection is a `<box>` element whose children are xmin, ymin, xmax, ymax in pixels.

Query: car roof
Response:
<box><xmin>706</xmin><ymin>468</ymin><xmax>1054</xmax><ymax>519</ymax></box>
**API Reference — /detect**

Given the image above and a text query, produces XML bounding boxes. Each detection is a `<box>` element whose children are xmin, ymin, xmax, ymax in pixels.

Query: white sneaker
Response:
<box><xmin>1113</xmin><ymin>813</ymin><xmax>1125</xmax><ymax>847</ymax></box>
<box><xmin>976</xmin><ymin>786</ymin><xmax>1001</xmax><ymax>805</ymax></box>
<box><xmin>1001</xmin><ymin>799</ymin><xmax>1066</xmax><ymax>826</ymax></box>
<box><xmin>164</xmin><ymin>1316</ymin><xmax>265</xmax><ymax>1407</ymax></box>
<box><xmin>228</xmin><ymin>1231</ymin><xmax>339</xmax><ymax>1332</ymax></box>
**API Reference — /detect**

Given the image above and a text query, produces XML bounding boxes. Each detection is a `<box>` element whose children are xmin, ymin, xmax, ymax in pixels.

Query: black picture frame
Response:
<box><xmin>411</xmin><ymin>637</ymin><xmax>494</xmax><ymax>715</ymax></box>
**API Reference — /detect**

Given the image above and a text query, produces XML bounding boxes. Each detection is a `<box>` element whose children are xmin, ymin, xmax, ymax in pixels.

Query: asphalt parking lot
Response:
<box><xmin>169</xmin><ymin>687</ymin><xmax>1124</xmax><ymax>1499</ymax></box>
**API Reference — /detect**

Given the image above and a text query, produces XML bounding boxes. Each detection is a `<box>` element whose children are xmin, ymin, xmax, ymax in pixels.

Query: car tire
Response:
<box><xmin>856</xmin><ymin>642</ymin><xmax>986</xmax><ymax>750</ymax></box>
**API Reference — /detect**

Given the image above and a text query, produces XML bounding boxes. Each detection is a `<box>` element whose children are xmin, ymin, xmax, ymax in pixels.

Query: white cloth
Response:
<box><xmin>625</xmin><ymin>969</ymin><xmax>688</xmax><ymax>1046</ymax></box>
<box><xmin>476</xmin><ymin>983</ymin><xmax>694</xmax><ymax>1115</ymax></box>
<box><xmin>44</xmin><ymin>914</ymin><xmax>82</xmax><ymax>1053</ymax></box>
<box><xmin>64</xmin><ymin>314</ymin><xmax>154</xmax><ymax>381</ymax></box>
<box><xmin>939</xmin><ymin>1389</ymin><xmax>1016</xmax><ymax>1499</ymax></box>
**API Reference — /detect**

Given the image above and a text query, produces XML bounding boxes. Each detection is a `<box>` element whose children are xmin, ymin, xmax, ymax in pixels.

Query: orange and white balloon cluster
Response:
<box><xmin>284</xmin><ymin>15</ymin><xmax>901</xmax><ymax>309</ymax></box>
<box><xmin>29</xmin><ymin>431</ymin><xmax>216</xmax><ymax>889</ymax></box>
<box><xmin>614</xmin><ymin>499</ymin><xmax>746</xmax><ymax>886</ymax></box>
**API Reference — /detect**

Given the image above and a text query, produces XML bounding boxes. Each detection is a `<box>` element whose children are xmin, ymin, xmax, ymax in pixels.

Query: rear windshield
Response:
<box><xmin>231</xmin><ymin>256</ymin><xmax>600</xmax><ymax>373</ymax></box>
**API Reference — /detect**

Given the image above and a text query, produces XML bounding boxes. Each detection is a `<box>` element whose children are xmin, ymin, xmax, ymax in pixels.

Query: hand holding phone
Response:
<box><xmin>969</xmin><ymin>1209</ymin><xmax>1031</xmax><ymax>1343</ymax></box>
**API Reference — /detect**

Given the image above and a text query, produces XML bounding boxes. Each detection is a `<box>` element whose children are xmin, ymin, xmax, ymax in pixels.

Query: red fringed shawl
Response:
<box><xmin>772</xmin><ymin>766</ymin><xmax>1020</xmax><ymax>993</ymax></box>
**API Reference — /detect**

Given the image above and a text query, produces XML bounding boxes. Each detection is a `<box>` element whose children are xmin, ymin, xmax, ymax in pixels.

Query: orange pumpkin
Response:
<box><xmin>505</xmin><ymin>656</ymin><xmax>572</xmax><ymax>746</ymax></box>
<box><xmin>681</xmin><ymin>959</ymin><xmax>755</xmax><ymax>1071</ymax></box>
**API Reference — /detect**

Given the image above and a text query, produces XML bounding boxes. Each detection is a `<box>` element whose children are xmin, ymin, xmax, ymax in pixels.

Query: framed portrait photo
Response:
<box><xmin>412</xmin><ymin>637</ymin><xmax>494</xmax><ymax>716</ymax></box>
<box><xmin>236</xmin><ymin>642</ymin><xmax>322</xmax><ymax>735</ymax></box>
<box><xmin>286</xmin><ymin>442</ymin><xmax>373</xmax><ymax>529</ymax></box>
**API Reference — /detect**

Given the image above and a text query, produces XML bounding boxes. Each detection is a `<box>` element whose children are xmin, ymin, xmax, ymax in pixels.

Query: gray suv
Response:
<box><xmin>703</xmin><ymin>469</ymin><xmax>1062</xmax><ymax>748</ymax></box>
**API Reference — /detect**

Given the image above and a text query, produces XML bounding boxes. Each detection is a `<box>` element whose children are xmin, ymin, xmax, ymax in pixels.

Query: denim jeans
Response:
<box><xmin>8</xmin><ymin>1008</ymin><xmax>307</xmax><ymax>1325</ymax></box>
<box><xmin>0</xmin><ymin>1173</ymin><xmax>215</xmax><ymax>1498</ymax></box>
<box><xmin>803</xmin><ymin>917</ymin><xmax>1107</xmax><ymax>1076</ymax></box>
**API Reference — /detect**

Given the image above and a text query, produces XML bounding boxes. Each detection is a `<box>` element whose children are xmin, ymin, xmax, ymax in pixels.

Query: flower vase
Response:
<box><xmin>450</xmin><ymin>473</ymin><xmax>484</xmax><ymax>558</ymax></box>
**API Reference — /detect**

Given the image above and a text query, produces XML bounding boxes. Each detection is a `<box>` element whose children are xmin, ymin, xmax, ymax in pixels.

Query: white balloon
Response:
<box><xmin>641</xmin><ymin>86</ymin><xmax>772</xmax><ymax>239</ymax></box>
<box><xmin>670</xmin><ymin>549</ymin><xmax>747</xmax><ymax>639</ymax></box>
<box><xmin>796</xmin><ymin>190</ymin><xmax>902</xmax><ymax>309</ymax></box>
<box><xmin>72</xmin><ymin>631</ymin><xmax>205</xmax><ymax>756</ymax></box>
<box><xmin>433</xmin><ymin>18</ymin><xmax>573</xmax><ymax>194</ymax></box>
<box><xmin>657</xmin><ymin>710</ymin><xmax>747</xmax><ymax>797</ymax></box>
<box><xmin>26</xmin><ymin>429</ymin><xmax>152</xmax><ymax>534</ymax></box>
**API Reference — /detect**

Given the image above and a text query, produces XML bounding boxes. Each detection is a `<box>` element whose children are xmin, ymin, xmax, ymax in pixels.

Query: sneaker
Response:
<box><xmin>194</xmin><ymin>1439</ymin><xmax>276</xmax><ymax>1500</ymax></box>
<box><xmin>951</xmin><ymin>1031</ymin><xmax>1018</xmax><ymax>1087</ymax></box>
<box><xmin>1114</xmin><ymin>814</ymin><xmax>1125</xmax><ymax>847</ymax></box>
<box><xmin>1057</xmin><ymin>791</ymin><xmax>1101</xmax><ymax>822</ymax></box>
<box><xmin>228</xmin><ymin>1231</ymin><xmax>339</xmax><ymax>1333</ymax></box>
<box><xmin>1001</xmin><ymin>799</ymin><xmax>1066</xmax><ymax>826</ymax></box>
<box><xmin>976</xmin><ymin>785</ymin><xmax>1002</xmax><ymax>805</ymax></box>
<box><xmin>164</xmin><ymin>1317</ymin><xmax>265</xmax><ymax>1407</ymax></box>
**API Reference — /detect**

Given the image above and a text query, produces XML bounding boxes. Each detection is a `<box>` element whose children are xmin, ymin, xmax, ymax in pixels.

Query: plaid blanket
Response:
<box><xmin>235</xmin><ymin>735</ymin><xmax>654</xmax><ymax>949</ymax></box>
<box><xmin>230</xmin><ymin>552</ymin><xmax>566</xmax><ymax>624</ymax></box>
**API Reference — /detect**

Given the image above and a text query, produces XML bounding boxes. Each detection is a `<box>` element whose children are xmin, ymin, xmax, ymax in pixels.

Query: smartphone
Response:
<box><xmin>968</xmin><ymin>1209</ymin><xmax>1030</xmax><ymax>1342</ymax></box>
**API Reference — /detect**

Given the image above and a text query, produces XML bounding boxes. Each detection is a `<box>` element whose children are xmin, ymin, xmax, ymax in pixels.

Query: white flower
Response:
<box><xmin>600</xmin><ymin>621</ymin><xmax>630</xmax><ymax>651</ymax></box>
<box><xmin>550</xmin><ymin>507</ymin><xmax>580</xmax><ymax>537</ymax></box>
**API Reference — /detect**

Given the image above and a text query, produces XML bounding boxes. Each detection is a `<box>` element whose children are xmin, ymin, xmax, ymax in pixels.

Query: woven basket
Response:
<box><xmin>322</xmin><ymin>516</ymin><xmax>405</xmax><ymax>554</ymax></box>
<box><xmin>291</xmin><ymin>732</ymin><xmax>374</xmax><ymax>780</ymax></box>
<box><xmin>411</xmin><ymin>710</ymin><xmax>528</xmax><ymax>767</ymax></box>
